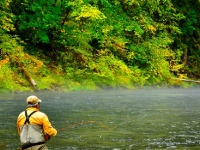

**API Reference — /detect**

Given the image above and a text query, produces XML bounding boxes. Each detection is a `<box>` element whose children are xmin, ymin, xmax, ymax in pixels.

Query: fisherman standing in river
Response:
<box><xmin>17</xmin><ymin>95</ymin><xmax>57</xmax><ymax>150</ymax></box>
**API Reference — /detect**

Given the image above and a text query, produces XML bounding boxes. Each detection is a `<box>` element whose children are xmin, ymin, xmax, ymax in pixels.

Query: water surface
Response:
<box><xmin>1</xmin><ymin>88</ymin><xmax>200</xmax><ymax>150</ymax></box>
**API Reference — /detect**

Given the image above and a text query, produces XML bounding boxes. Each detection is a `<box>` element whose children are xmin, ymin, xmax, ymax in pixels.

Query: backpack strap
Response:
<box><xmin>24</xmin><ymin>110</ymin><xmax>37</xmax><ymax>125</ymax></box>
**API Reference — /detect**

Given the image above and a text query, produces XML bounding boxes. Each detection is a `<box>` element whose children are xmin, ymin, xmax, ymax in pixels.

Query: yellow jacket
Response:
<box><xmin>17</xmin><ymin>107</ymin><xmax>57</xmax><ymax>136</ymax></box>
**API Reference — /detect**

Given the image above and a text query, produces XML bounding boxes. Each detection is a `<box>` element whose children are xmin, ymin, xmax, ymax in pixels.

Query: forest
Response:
<box><xmin>0</xmin><ymin>0</ymin><xmax>200</xmax><ymax>92</ymax></box>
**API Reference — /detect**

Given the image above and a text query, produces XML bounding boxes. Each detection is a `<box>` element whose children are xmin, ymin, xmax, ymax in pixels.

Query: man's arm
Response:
<box><xmin>42</xmin><ymin>115</ymin><xmax>57</xmax><ymax>136</ymax></box>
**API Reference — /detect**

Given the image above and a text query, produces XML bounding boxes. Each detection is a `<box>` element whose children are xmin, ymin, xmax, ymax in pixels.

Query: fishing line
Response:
<box><xmin>57</xmin><ymin>120</ymin><xmax>116</xmax><ymax>132</ymax></box>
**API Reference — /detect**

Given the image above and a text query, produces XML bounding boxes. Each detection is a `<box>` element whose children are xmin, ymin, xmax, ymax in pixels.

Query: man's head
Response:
<box><xmin>27</xmin><ymin>95</ymin><xmax>42</xmax><ymax>107</ymax></box>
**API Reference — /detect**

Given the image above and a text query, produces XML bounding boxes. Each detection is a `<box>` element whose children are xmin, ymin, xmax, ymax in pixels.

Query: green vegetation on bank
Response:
<box><xmin>0</xmin><ymin>0</ymin><xmax>200</xmax><ymax>92</ymax></box>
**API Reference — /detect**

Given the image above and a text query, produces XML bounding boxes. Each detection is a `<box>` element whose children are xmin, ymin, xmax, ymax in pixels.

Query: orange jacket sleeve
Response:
<box><xmin>42</xmin><ymin>115</ymin><xmax>57</xmax><ymax>136</ymax></box>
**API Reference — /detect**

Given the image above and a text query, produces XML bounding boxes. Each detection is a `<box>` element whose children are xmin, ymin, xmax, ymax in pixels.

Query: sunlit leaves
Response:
<box><xmin>125</xmin><ymin>21</ymin><xmax>144</xmax><ymax>37</ymax></box>
<box><xmin>0</xmin><ymin>0</ymin><xmax>15</xmax><ymax>32</ymax></box>
<box><xmin>71</xmin><ymin>5</ymin><xmax>106</xmax><ymax>21</ymax></box>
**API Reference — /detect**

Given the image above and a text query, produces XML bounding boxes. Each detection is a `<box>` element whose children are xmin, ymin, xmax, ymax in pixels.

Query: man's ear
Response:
<box><xmin>36</xmin><ymin>104</ymin><xmax>39</xmax><ymax>109</ymax></box>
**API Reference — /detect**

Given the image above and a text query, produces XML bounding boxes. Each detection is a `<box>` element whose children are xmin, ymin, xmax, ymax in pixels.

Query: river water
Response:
<box><xmin>1</xmin><ymin>88</ymin><xmax>200</xmax><ymax>150</ymax></box>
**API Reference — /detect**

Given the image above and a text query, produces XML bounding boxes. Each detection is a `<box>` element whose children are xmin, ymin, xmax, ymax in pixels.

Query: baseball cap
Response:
<box><xmin>27</xmin><ymin>95</ymin><xmax>42</xmax><ymax>105</ymax></box>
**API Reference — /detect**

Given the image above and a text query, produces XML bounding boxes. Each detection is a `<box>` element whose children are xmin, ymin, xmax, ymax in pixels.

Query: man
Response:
<box><xmin>17</xmin><ymin>95</ymin><xmax>57</xmax><ymax>150</ymax></box>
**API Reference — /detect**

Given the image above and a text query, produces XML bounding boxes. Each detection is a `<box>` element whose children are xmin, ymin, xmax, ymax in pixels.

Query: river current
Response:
<box><xmin>0</xmin><ymin>88</ymin><xmax>200</xmax><ymax>150</ymax></box>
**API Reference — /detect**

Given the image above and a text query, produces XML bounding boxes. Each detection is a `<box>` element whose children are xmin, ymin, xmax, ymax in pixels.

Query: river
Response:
<box><xmin>0</xmin><ymin>88</ymin><xmax>200</xmax><ymax>150</ymax></box>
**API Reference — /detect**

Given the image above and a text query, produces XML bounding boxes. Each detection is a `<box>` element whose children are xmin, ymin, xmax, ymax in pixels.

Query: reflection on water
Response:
<box><xmin>1</xmin><ymin>88</ymin><xmax>200</xmax><ymax>150</ymax></box>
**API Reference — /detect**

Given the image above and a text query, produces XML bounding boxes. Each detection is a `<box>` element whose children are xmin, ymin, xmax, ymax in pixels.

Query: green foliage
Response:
<box><xmin>171</xmin><ymin>0</ymin><xmax>200</xmax><ymax>79</ymax></box>
<box><xmin>0</xmin><ymin>65</ymin><xmax>15</xmax><ymax>92</ymax></box>
<box><xmin>71</xmin><ymin>50</ymin><xmax>144</xmax><ymax>88</ymax></box>
<box><xmin>1</xmin><ymin>0</ymin><xmax>200</xmax><ymax>92</ymax></box>
<box><xmin>181</xmin><ymin>10</ymin><xmax>198</xmax><ymax>35</ymax></box>
<box><xmin>14</xmin><ymin>0</ymin><xmax>62</xmax><ymax>43</ymax></box>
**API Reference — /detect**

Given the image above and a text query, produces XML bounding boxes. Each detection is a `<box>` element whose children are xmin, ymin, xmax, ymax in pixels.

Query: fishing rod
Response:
<box><xmin>57</xmin><ymin>120</ymin><xmax>116</xmax><ymax>132</ymax></box>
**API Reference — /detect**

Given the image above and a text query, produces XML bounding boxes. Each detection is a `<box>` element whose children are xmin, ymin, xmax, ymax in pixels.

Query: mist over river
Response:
<box><xmin>1</xmin><ymin>88</ymin><xmax>200</xmax><ymax>150</ymax></box>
